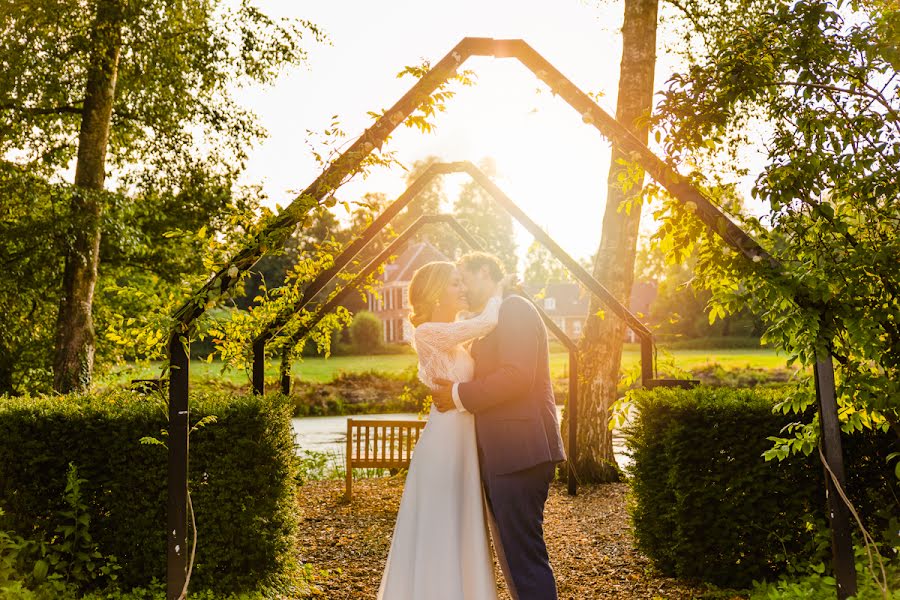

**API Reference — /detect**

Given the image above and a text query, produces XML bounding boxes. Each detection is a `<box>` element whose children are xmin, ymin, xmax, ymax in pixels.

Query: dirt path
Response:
<box><xmin>295</xmin><ymin>478</ymin><xmax>723</xmax><ymax>599</ymax></box>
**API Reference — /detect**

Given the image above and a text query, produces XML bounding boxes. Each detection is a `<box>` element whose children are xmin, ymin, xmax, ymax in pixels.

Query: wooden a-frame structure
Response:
<box><xmin>165</xmin><ymin>38</ymin><xmax>857</xmax><ymax>599</ymax></box>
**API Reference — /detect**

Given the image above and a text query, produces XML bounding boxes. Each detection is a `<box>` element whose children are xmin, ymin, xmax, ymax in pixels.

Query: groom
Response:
<box><xmin>433</xmin><ymin>252</ymin><xmax>566</xmax><ymax>600</ymax></box>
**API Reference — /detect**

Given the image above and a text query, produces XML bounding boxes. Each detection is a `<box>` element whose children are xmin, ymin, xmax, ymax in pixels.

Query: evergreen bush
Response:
<box><xmin>0</xmin><ymin>389</ymin><xmax>298</xmax><ymax>594</ymax></box>
<box><xmin>625</xmin><ymin>385</ymin><xmax>898</xmax><ymax>588</ymax></box>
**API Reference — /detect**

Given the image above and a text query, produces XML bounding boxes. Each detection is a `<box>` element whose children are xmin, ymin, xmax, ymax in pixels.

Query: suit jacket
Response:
<box><xmin>457</xmin><ymin>294</ymin><xmax>566</xmax><ymax>476</ymax></box>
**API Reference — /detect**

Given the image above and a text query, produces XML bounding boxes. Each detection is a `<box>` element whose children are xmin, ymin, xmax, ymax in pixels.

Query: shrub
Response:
<box><xmin>349</xmin><ymin>311</ymin><xmax>383</xmax><ymax>354</ymax></box>
<box><xmin>0</xmin><ymin>389</ymin><xmax>299</xmax><ymax>594</ymax></box>
<box><xmin>625</xmin><ymin>385</ymin><xmax>898</xmax><ymax>588</ymax></box>
<box><xmin>0</xmin><ymin>464</ymin><xmax>120</xmax><ymax>598</ymax></box>
<box><xmin>289</xmin><ymin>367</ymin><xmax>430</xmax><ymax>417</ymax></box>
<box><xmin>751</xmin><ymin>545</ymin><xmax>900</xmax><ymax>599</ymax></box>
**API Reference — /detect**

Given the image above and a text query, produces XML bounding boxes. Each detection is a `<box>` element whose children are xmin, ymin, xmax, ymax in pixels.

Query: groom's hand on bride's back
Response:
<box><xmin>432</xmin><ymin>378</ymin><xmax>455</xmax><ymax>412</ymax></box>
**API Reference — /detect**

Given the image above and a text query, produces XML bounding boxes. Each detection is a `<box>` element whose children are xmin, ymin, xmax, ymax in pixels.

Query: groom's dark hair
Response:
<box><xmin>458</xmin><ymin>252</ymin><xmax>504</xmax><ymax>282</ymax></box>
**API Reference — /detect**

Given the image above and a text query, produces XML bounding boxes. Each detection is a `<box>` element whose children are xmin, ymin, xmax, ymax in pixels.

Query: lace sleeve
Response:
<box><xmin>414</xmin><ymin>295</ymin><xmax>502</xmax><ymax>352</ymax></box>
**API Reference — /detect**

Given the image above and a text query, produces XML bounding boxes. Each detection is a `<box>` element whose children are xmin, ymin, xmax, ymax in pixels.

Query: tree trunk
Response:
<box><xmin>53</xmin><ymin>0</ymin><xmax>124</xmax><ymax>393</ymax></box>
<box><xmin>575</xmin><ymin>0</ymin><xmax>659</xmax><ymax>482</ymax></box>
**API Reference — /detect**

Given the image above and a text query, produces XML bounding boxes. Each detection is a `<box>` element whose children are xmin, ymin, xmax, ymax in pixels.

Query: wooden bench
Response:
<box><xmin>345</xmin><ymin>418</ymin><xmax>426</xmax><ymax>500</ymax></box>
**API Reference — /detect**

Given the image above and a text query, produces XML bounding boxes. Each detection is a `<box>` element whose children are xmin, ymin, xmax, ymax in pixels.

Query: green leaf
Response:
<box><xmin>33</xmin><ymin>559</ymin><xmax>48</xmax><ymax>581</ymax></box>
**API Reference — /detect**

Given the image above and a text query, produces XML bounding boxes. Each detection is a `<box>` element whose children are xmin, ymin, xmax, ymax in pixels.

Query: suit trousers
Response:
<box><xmin>482</xmin><ymin>461</ymin><xmax>557</xmax><ymax>600</ymax></box>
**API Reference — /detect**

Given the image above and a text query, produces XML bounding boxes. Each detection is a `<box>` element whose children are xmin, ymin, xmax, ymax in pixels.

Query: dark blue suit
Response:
<box><xmin>457</xmin><ymin>295</ymin><xmax>566</xmax><ymax>600</ymax></box>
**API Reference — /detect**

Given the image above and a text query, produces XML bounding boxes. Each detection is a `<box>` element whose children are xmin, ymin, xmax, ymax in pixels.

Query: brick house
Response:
<box><xmin>366</xmin><ymin>242</ymin><xmax>450</xmax><ymax>344</ymax></box>
<box><xmin>525</xmin><ymin>282</ymin><xmax>590</xmax><ymax>340</ymax></box>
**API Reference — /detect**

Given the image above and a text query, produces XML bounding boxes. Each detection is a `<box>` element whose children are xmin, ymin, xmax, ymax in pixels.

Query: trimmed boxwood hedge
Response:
<box><xmin>625</xmin><ymin>385</ymin><xmax>898</xmax><ymax>588</ymax></box>
<box><xmin>0</xmin><ymin>389</ymin><xmax>298</xmax><ymax>593</ymax></box>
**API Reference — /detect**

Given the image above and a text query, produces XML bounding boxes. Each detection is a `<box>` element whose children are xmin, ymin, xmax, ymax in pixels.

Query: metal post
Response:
<box><xmin>567</xmin><ymin>350</ymin><xmax>578</xmax><ymax>496</ymax></box>
<box><xmin>280</xmin><ymin>346</ymin><xmax>292</xmax><ymax>395</ymax></box>
<box><xmin>640</xmin><ymin>337</ymin><xmax>654</xmax><ymax>387</ymax></box>
<box><xmin>813</xmin><ymin>347</ymin><xmax>857</xmax><ymax>599</ymax></box>
<box><xmin>167</xmin><ymin>333</ymin><xmax>189</xmax><ymax>600</ymax></box>
<box><xmin>251</xmin><ymin>338</ymin><xmax>265</xmax><ymax>395</ymax></box>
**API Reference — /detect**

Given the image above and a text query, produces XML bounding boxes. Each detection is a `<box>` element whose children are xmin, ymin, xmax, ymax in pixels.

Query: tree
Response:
<box><xmin>392</xmin><ymin>156</ymin><xmax>460</xmax><ymax>258</ymax></box>
<box><xmin>0</xmin><ymin>0</ymin><xmax>324</xmax><ymax>392</ymax></box>
<box><xmin>0</xmin><ymin>161</ymin><xmax>263</xmax><ymax>395</ymax></box>
<box><xmin>635</xmin><ymin>240</ymin><xmax>762</xmax><ymax>340</ymax></box>
<box><xmin>350</xmin><ymin>311</ymin><xmax>383</xmax><ymax>354</ymax></box>
<box><xmin>523</xmin><ymin>240</ymin><xmax>572</xmax><ymax>287</ymax></box>
<box><xmin>654</xmin><ymin>0</ymin><xmax>900</xmax><ymax>444</ymax></box>
<box><xmin>0</xmin><ymin>165</ymin><xmax>69</xmax><ymax>395</ymax></box>
<box><xmin>453</xmin><ymin>158</ymin><xmax>518</xmax><ymax>273</ymax></box>
<box><xmin>578</xmin><ymin>0</ymin><xmax>661</xmax><ymax>482</ymax></box>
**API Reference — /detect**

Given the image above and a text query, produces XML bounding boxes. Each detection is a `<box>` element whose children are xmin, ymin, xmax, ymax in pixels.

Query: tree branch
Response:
<box><xmin>0</xmin><ymin>103</ymin><xmax>83</xmax><ymax>116</ymax></box>
<box><xmin>768</xmin><ymin>79</ymin><xmax>900</xmax><ymax>133</ymax></box>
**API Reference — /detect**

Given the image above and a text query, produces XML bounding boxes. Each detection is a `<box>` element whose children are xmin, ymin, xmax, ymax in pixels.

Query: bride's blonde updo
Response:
<box><xmin>408</xmin><ymin>261</ymin><xmax>457</xmax><ymax>327</ymax></box>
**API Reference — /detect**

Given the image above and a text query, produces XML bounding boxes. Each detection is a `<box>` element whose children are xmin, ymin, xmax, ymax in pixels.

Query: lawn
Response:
<box><xmin>100</xmin><ymin>346</ymin><xmax>790</xmax><ymax>389</ymax></box>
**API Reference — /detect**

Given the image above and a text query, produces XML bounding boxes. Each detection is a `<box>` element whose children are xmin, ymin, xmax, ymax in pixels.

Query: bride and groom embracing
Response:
<box><xmin>377</xmin><ymin>252</ymin><xmax>566</xmax><ymax>600</ymax></box>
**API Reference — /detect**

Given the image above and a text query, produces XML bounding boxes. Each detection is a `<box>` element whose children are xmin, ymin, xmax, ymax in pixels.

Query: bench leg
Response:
<box><xmin>346</xmin><ymin>420</ymin><xmax>353</xmax><ymax>501</ymax></box>
<box><xmin>345</xmin><ymin>462</ymin><xmax>352</xmax><ymax>500</ymax></box>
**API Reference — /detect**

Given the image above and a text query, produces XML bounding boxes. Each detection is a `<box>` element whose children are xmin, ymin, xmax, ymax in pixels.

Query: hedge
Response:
<box><xmin>0</xmin><ymin>389</ymin><xmax>299</xmax><ymax>593</ymax></box>
<box><xmin>625</xmin><ymin>385</ymin><xmax>898</xmax><ymax>588</ymax></box>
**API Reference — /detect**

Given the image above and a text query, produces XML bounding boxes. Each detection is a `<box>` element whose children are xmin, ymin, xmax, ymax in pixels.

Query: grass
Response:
<box><xmin>99</xmin><ymin>345</ymin><xmax>790</xmax><ymax>390</ymax></box>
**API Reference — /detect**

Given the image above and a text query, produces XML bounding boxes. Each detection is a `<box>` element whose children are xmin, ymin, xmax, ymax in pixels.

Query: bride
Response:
<box><xmin>377</xmin><ymin>261</ymin><xmax>503</xmax><ymax>600</ymax></box>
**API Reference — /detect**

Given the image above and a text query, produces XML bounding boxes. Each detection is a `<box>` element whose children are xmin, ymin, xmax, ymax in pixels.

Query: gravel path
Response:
<box><xmin>295</xmin><ymin>478</ymin><xmax>725</xmax><ymax>599</ymax></box>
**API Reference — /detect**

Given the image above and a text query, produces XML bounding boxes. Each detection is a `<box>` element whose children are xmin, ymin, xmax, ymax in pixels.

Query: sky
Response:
<box><xmin>235</xmin><ymin>0</ymin><xmax>744</xmax><ymax>266</ymax></box>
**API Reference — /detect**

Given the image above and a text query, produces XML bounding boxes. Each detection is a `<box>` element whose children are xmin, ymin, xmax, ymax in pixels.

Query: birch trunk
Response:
<box><xmin>575</xmin><ymin>0</ymin><xmax>659</xmax><ymax>482</ymax></box>
<box><xmin>53</xmin><ymin>0</ymin><xmax>123</xmax><ymax>393</ymax></box>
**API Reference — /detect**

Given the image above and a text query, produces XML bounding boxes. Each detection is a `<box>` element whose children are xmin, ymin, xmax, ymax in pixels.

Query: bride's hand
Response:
<box><xmin>432</xmin><ymin>378</ymin><xmax>456</xmax><ymax>412</ymax></box>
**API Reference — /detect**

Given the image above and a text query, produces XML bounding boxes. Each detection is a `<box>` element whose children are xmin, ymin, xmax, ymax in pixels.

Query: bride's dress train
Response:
<box><xmin>377</xmin><ymin>296</ymin><xmax>503</xmax><ymax>600</ymax></box>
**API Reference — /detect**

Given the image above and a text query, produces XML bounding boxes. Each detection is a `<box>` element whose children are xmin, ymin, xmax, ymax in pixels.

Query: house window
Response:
<box><xmin>401</xmin><ymin>285</ymin><xmax>409</xmax><ymax>308</ymax></box>
<box><xmin>573</xmin><ymin>319</ymin><xmax>583</xmax><ymax>337</ymax></box>
<box><xmin>544</xmin><ymin>297</ymin><xmax>556</xmax><ymax>310</ymax></box>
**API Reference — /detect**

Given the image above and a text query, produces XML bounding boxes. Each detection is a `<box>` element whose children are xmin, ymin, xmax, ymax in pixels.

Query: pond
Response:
<box><xmin>291</xmin><ymin>407</ymin><xmax>630</xmax><ymax>468</ymax></box>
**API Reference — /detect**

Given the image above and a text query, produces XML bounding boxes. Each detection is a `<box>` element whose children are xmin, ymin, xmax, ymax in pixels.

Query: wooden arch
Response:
<box><xmin>249</xmin><ymin>160</ymin><xmax>687</xmax><ymax>395</ymax></box>
<box><xmin>165</xmin><ymin>38</ymin><xmax>855</xmax><ymax>599</ymax></box>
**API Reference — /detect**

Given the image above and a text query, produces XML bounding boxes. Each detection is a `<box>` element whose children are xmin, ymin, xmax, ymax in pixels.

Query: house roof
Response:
<box><xmin>383</xmin><ymin>241</ymin><xmax>450</xmax><ymax>284</ymax></box>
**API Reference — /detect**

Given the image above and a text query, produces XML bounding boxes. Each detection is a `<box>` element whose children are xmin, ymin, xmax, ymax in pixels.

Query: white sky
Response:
<box><xmin>236</xmin><ymin>0</ymin><xmax>758</xmax><ymax>265</ymax></box>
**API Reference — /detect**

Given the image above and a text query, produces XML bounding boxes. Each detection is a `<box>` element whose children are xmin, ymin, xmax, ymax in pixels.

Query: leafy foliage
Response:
<box><xmin>751</xmin><ymin>545</ymin><xmax>900</xmax><ymax>599</ymax></box>
<box><xmin>452</xmin><ymin>158</ymin><xmax>518</xmax><ymax>272</ymax></box>
<box><xmin>0</xmin><ymin>464</ymin><xmax>120</xmax><ymax>598</ymax></box>
<box><xmin>651</xmin><ymin>0</ymin><xmax>900</xmax><ymax>444</ymax></box>
<box><xmin>0</xmin><ymin>163</ymin><xmax>70</xmax><ymax>395</ymax></box>
<box><xmin>0</xmin><ymin>390</ymin><xmax>300</xmax><ymax>593</ymax></box>
<box><xmin>0</xmin><ymin>0</ymin><xmax>326</xmax><ymax>391</ymax></box>
<box><xmin>625</xmin><ymin>385</ymin><xmax>898</xmax><ymax>588</ymax></box>
<box><xmin>635</xmin><ymin>239</ymin><xmax>763</xmax><ymax>340</ymax></box>
<box><xmin>522</xmin><ymin>239</ymin><xmax>572</xmax><ymax>287</ymax></box>
<box><xmin>349</xmin><ymin>311</ymin><xmax>383</xmax><ymax>354</ymax></box>
<box><xmin>0</xmin><ymin>0</ymin><xmax>325</xmax><ymax>182</ymax></box>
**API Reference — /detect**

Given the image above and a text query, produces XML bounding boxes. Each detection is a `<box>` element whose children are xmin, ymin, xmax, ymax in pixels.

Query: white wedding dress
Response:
<box><xmin>377</xmin><ymin>296</ymin><xmax>503</xmax><ymax>600</ymax></box>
